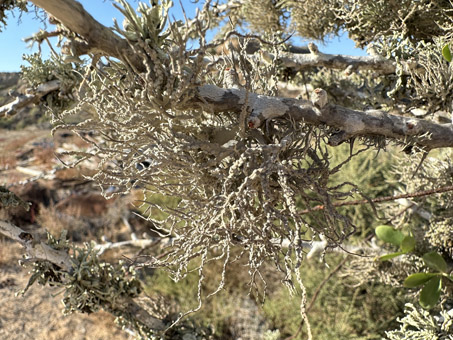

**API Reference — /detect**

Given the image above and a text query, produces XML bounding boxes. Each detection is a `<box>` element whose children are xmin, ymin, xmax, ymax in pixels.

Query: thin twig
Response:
<box><xmin>284</xmin><ymin>256</ymin><xmax>349</xmax><ymax>340</ymax></box>
<box><xmin>301</xmin><ymin>185</ymin><xmax>453</xmax><ymax>214</ymax></box>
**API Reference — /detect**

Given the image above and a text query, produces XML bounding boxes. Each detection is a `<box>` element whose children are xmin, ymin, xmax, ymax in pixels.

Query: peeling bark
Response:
<box><xmin>191</xmin><ymin>85</ymin><xmax>453</xmax><ymax>150</ymax></box>
<box><xmin>30</xmin><ymin>0</ymin><xmax>144</xmax><ymax>71</ymax></box>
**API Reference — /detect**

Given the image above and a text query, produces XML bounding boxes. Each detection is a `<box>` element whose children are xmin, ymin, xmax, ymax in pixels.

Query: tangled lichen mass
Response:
<box><xmin>1</xmin><ymin>0</ymin><xmax>453</xmax><ymax>339</ymax></box>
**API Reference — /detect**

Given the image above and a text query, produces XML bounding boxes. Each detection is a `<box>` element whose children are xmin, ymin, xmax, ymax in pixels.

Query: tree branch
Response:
<box><xmin>0</xmin><ymin>219</ymin><xmax>73</xmax><ymax>271</ymax></box>
<box><xmin>300</xmin><ymin>185</ymin><xmax>453</xmax><ymax>214</ymax></box>
<box><xmin>29</xmin><ymin>0</ymin><xmax>144</xmax><ymax>71</ymax></box>
<box><xmin>93</xmin><ymin>238</ymin><xmax>158</xmax><ymax>255</ymax></box>
<box><xmin>0</xmin><ymin>80</ymin><xmax>60</xmax><ymax>116</ymax></box>
<box><xmin>191</xmin><ymin>85</ymin><xmax>453</xmax><ymax>149</ymax></box>
<box><xmin>262</xmin><ymin>49</ymin><xmax>397</xmax><ymax>75</ymax></box>
<box><xmin>19</xmin><ymin>0</ymin><xmax>452</xmax><ymax>151</ymax></box>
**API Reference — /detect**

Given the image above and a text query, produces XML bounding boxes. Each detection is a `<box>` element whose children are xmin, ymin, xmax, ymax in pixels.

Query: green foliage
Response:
<box><xmin>376</xmin><ymin>225</ymin><xmax>406</xmax><ymax>247</ymax></box>
<box><xmin>0</xmin><ymin>0</ymin><xmax>27</xmax><ymax>32</ymax></box>
<box><xmin>262</xmin><ymin>256</ymin><xmax>406</xmax><ymax>339</ymax></box>
<box><xmin>404</xmin><ymin>273</ymin><xmax>446</xmax><ymax>310</ymax></box>
<box><xmin>422</xmin><ymin>251</ymin><xmax>448</xmax><ymax>273</ymax></box>
<box><xmin>401</xmin><ymin>236</ymin><xmax>416</xmax><ymax>253</ymax></box>
<box><xmin>375</xmin><ymin>225</ymin><xmax>415</xmax><ymax>261</ymax></box>
<box><xmin>418</xmin><ymin>276</ymin><xmax>442</xmax><ymax>310</ymax></box>
<box><xmin>375</xmin><ymin>225</ymin><xmax>452</xmax><ymax>310</ymax></box>
<box><xmin>442</xmin><ymin>44</ymin><xmax>452</xmax><ymax>62</ymax></box>
<box><xmin>403</xmin><ymin>273</ymin><xmax>439</xmax><ymax>288</ymax></box>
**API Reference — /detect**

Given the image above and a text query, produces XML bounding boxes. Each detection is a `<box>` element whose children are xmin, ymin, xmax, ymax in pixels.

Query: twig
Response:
<box><xmin>284</xmin><ymin>256</ymin><xmax>349</xmax><ymax>340</ymax></box>
<box><xmin>93</xmin><ymin>238</ymin><xmax>159</xmax><ymax>255</ymax></box>
<box><xmin>301</xmin><ymin>185</ymin><xmax>453</xmax><ymax>214</ymax></box>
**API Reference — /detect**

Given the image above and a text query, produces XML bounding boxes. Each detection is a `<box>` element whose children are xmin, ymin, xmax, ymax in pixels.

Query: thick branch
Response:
<box><xmin>0</xmin><ymin>80</ymin><xmax>60</xmax><ymax>116</ymax></box>
<box><xmin>29</xmin><ymin>0</ymin><xmax>144</xmax><ymax>70</ymax></box>
<box><xmin>191</xmin><ymin>85</ymin><xmax>453</xmax><ymax>149</ymax></box>
<box><xmin>0</xmin><ymin>219</ymin><xmax>73</xmax><ymax>271</ymax></box>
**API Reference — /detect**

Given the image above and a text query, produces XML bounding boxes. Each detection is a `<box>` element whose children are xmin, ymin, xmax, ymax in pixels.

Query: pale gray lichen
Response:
<box><xmin>385</xmin><ymin>303</ymin><xmax>453</xmax><ymax>340</ymax></box>
<box><xmin>48</xmin><ymin>1</ymin><xmax>363</xmax><ymax>307</ymax></box>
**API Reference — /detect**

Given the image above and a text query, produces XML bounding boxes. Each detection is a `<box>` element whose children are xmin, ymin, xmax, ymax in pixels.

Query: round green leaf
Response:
<box><xmin>375</xmin><ymin>225</ymin><xmax>405</xmax><ymax>246</ymax></box>
<box><xmin>379</xmin><ymin>252</ymin><xmax>404</xmax><ymax>261</ymax></box>
<box><xmin>401</xmin><ymin>235</ymin><xmax>416</xmax><ymax>253</ymax></box>
<box><xmin>423</xmin><ymin>252</ymin><xmax>447</xmax><ymax>273</ymax></box>
<box><xmin>404</xmin><ymin>273</ymin><xmax>439</xmax><ymax>288</ymax></box>
<box><xmin>442</xmin><ymin>44</ymin><xmax>452</xmax><ymax>62</ymax></box>
<box><xmin>419</xmin><ymin>276</ymin><xmax>442</xmax><ymax>309</ymax></box>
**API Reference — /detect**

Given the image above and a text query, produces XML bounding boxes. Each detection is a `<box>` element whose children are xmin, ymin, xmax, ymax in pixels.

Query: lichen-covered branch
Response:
<box><xmin>191</xmin><ymin>84</ymin><xmax>453</xmax><ymax>150</ymax></box>
<box><xmin>0</xmin><ymin>219</ymin><xmax>73</xmax><ymax>270</ymax></box>
<box><xmin>261</xmin><ymin>43</ymin><xmax>399</xmax><ymax>75</ymax></box>
<box><xmin>0</xmin><ymin>79</ymin><xmax>60</xmax><ymax>116</ymax></box>
<box><xmin>0</xmin><ymin>219</ymin><xmax>166</xmax><ymax>333</ymax></box>
<box><xmin>29</xmin><ymin>0</ymin><xmax>144</xmax><ymax>70</ymax></box>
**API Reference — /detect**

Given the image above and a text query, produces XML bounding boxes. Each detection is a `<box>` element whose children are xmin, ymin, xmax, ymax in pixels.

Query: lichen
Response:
<box><xmin>385</xmin><ymin>303</ymin><xmax>453</xmax><ymax>340</ymax></box>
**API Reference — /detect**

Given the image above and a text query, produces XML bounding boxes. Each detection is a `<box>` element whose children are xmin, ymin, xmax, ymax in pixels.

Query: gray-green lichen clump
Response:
<box><xmin>385</xmin><ymin>303</ymin><xmax>453</xmax><ymax>340</ymax></box>
<box><xmin>20</xmin><ymin>231</ymin><xmax>150</xmax><ymax>336</ymax></box>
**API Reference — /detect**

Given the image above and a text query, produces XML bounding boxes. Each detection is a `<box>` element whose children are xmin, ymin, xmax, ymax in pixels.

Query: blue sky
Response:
<box><xmin>0</xmin><ymin>1</ymin><xmax>366</xmax><ymax>72</ymax></box>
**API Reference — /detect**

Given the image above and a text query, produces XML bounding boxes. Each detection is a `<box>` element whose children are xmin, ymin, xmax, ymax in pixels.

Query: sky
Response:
<box><xmin>0</xmin><ymin>1</ymin><xmax>366</xmax><ymax>72</ymax></box>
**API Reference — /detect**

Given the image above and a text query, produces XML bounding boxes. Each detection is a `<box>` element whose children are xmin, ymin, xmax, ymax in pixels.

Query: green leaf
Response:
<box><xmin>375</xmin><ymin>225</ymin><xmax>405</xmax><ymax>246</ymax></box>
<box><xmin>404</xmin><ymin>272</ymin><xmax>439</xmax><ymax>288</ymax></box>
<box><xmin>423</xmin><ymin>252</ymin><xmax>447</xmax><ymax>273</ymax></box>
<box><xmin>419</xmin><ymin>276</ymin><xmax>442</xmax><ymax>309</ymax></box>
<box><xmin>401</xmin><ymin>236</ymin><xmax>416</xmax><ymax>253</ymax></box>
<box><xmin>379</xmin><ymin>252</ymin><xmax>404</xmax><ymax>261</ymax></box>
<box><xmin>442</xmin><ymin>44</ymin><xmax>452</xmax><ymax>62</ymax></box>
